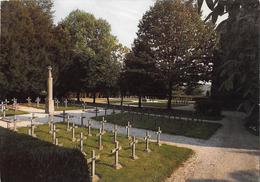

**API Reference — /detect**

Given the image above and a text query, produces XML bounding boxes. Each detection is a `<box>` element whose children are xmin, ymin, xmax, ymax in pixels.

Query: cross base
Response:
<box><xmin>144</xmin><ymin>148</ymin><xmax>151</xmax><ymax>153</ymax></box>
<box><xmin>88</xmin><ymin>134</ymin><xmax>92</xmax><ymax>137</ymax></box>
<box><xmin>131</xmin><ymin>155</ymin><xmax>139</xmax><ymax>160</ymax></box>
<box><xmin>114</xmin><ymin>163</ymin><xmax>123</xmax><ymax>170</ymax></box>
<box><xmin>91</xmin><ymin>174</ymin><xmax>100</xmax><ymax>182</ymax></box>
<box><xmin>99</xmin><ymin>146</ymin><xmax>103</xmax><ymax>150</ymax></box>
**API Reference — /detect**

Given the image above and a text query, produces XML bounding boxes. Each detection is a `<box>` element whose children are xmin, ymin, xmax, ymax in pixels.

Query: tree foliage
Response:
<box><xmin>0</xmin><ymin>0</ymin><xmax>56</xmax><ymax>99</ymax></box>
<box><xmin>57</xmin><ymin>10</ymin><xmax>124</xmax><ymax>102</ymax></box>
<box><xmin>199</xmin><ymin>0</ymin><xmax>259</xmax><ymax>117</ymax></box>
<box><xmin>125</xmin><ymin>0</ymin><xmax>217</xmax><ymax>109</ymax></box>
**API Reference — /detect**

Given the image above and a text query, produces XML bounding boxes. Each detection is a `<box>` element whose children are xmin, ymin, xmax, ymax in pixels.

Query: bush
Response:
<box><xmin>0</xmin><ymin>127</ymin><xmax>90</xmax><ymax>182</ymax></box>
<box><xmin>194</xmin><ymin>99</ymin><xmax>223</xmax><ymax>117</ymax></box>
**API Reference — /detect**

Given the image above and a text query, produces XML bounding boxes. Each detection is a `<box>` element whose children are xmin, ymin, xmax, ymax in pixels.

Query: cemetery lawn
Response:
<box><xmin>0</xmin><ymin>109</ymin><xmax>28</xmax><ymax>117</ymax></box>
<box><xmin>22</xmin><ymin>103</ymin><xmax>92</xmax><ymax>111</ymax></box>
<box><xmin>18</xmin><ymin>123</ymin><xmax>193</xmax><ymax>182</ymax></box>
<box><xmin>94</xmin><ymin>112</ymin><xmax>222</xmax><ymax>139</ymax></box>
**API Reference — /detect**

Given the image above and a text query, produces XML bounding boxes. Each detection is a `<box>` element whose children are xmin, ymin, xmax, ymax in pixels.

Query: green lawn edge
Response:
<box><xmin>93</xmin><ymin>112</ymin><xmax>222</xmax><ymax>140</ymax></box>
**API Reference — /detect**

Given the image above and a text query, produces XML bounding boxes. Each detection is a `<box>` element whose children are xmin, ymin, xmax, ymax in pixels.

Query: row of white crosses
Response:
<box><xmin>49</xmin><ymin>116</ymin><xmax>162</xmax><ymax>181</ymax></box>
<box><xmin>26</xmin><ymin>97</ymin><xmax>41</xmax><ymax>107</ymax></box>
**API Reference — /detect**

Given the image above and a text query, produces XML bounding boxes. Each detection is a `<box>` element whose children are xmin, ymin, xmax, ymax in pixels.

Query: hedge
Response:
<box><xmin>0</xmin><ymin>127</ymin><xmax>90</xmax><ymax>182</ymax></box>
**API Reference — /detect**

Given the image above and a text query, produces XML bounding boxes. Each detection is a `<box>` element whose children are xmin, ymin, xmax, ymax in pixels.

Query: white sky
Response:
<box><xmin>53</xmin><ymin>0</ymin><xmax>226</xmax><ymax>48</ymax></box>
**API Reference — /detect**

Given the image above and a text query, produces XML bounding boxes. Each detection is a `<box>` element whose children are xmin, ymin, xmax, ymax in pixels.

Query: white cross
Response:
<box><xmin>87</xmin><ymin>120</ymin><xmax>92</xmax><ymax>136</ymax></box>
<box><xmin>87</xmin><ymin>150</ymin><xmax>100</xmax><ymax>181</ymax></box>
<box><xmin>64</xmin><ymin>99</ymin><xmax>68</xmax><ymax>108</ymax></box>
<box><xmin>100</xmin><ymin>117</ymin><xmax>107</xmax><ymax>134</ymax></box>
<box><xmin>126</xmin><ymin>121</ymin><xmax>132</xmax><ymax>139</ymax></box>
<box><xmin>26</xmin><ymin>97</ymin><xmax>31</xmax><ymax>105</ymax></box>
<box><xmin>144</xmin><ymin>131</ymin><xmax>151</xmax><ymax>152</ymax></box>
<box><xmin>35</xmin><ymin>97</ymin><xmax>41</xmax><ymax>107</ymax></box>
<box><xmin>130</xmin><ymin>136</ymin><xmax>138</xmax><ymax>160</ymax></box>
<box><xmin>96</xmin><ymin>128</ymin><xmax>104</xmax><ymax>150</ymax></box>
<box><xmin>156</xmin><ymin>127</ymin><xmax>162</xmax><ymax>146</ymax></box>
<box><xmin>111</xmin><ymin>141</ymin><xmax>122</xmax><ymax>169</ymax></box>
<box><xmin>112</xmin><ymin>124</ymin><xmax>118</xmax><ymax>143</ymax></box>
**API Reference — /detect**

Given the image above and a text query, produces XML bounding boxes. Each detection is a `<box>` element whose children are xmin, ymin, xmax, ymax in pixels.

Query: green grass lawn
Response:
<box><xmin>18</xmin><ymin>123</ymin><xmax>193</xmax><ymax>182</ymax></box>
<box><xmin>0</xmin><ymin>109</ymin><xmax>29</xmax><ymax>117</ymax></box>
<box><xmin>22</xmin><ymin>103</ymin><xmax>92</xmax><ymax>111</ymax></box>
<box><xmin>93</xmin><ymin>112</ymin><xmax>222</xmax><ymax>140</ymax></box>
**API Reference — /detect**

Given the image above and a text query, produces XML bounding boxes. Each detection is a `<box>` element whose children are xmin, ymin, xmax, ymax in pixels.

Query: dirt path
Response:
<box><xmin>166</xmin><ymin>111</ymin><xmax>259</xmax><ymax>182</ymax></box>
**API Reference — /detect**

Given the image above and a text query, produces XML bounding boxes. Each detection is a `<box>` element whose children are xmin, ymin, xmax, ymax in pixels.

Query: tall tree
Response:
<box><xmin>133</xmin><ymin>0</ymin><xmax>217</xmax><ymax>109</ymax></box>
<box><xmin>0</xmin><ymin>0</ymin><xmax>56</xmax><ymax>99</ymax></box>
<box><xmin>58</xmin><ymin>10</ymin><xmax>121</xmax><ymax>102</ymax></box>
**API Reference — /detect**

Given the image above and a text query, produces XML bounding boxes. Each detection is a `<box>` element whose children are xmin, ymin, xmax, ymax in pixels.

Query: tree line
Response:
<box><xmin>1</xmin><ymin>0</ymin><xmax>258</xmax><ymax>115</ymax></box>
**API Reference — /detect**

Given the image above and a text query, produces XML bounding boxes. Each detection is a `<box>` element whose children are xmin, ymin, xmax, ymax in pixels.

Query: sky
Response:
<box><xmin>53</xmin><ymin>0</ymin><xmax>226</xmax><ymax>48</ymax></box>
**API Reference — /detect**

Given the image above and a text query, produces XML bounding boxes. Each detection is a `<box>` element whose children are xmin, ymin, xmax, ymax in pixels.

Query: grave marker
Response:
<box><xmin>26</xmin><ymin>97</ymin><xmax>32</xmax><ymax>106</ymax></box>
<box><xmin>112</xmin><ymin>124</ymin><xmax>118</xmax><ymax>143</ymax></box>
<box><xmin>71</xmin><ymin>122</ymin><xmax>76</xmax><ymax>142</ymax></box>
<box><xmin>144</xmin><ymin>131</ymin><xmax>151</xmax><ymax>152</ymax></box>
<box><xmin>100</xmin><ymin>117</ymin><xmax>106</xmax><ymax>134</ymax></box>
<box><xmin>130</xmin><ymin>136</ymin><xmax>138</xmax><ymax>160</ymax></box>
<box><xmin>4</xmin><ymin>99</ymin><xmax>9</xmax><ymax>108</ymax></box>
<box><xmin>156</xmin><ymin>127</ymin><xmax>162</xmax><ymax>146</ymax></box>
<box><xmin>126</xmin><ymin>122</ymin><xmax>132</xmax><ymax>139</ymax></box>
<box><xmin>87</xmin><ymin>120</ymin><xmax>92</xmax><ymax>136</ymax></box>
<box><xmin>12</xmin><ymin>98</ymin><xmax>17</xmax><ymax>110</ymax></box>
<box><xmin>96</xmin><ymin>128</ymin><xmax>104</xmax><ymax>150</ymax></box>
<box><xmin>66</xmin><ymin>115</ymin><xmax>70</xmax><ymax>131</ymax></box>
<box><xmin>64</xmin><ymin>99</ymin><xmax>68</xmax><ymax>108</ymax></box>
<box><xmin>55</xmin><ymin>99</ymin><xmax>60</xmax><ymax>109</ymax></box>
<box><xmin>78</xmin><ymin>132</ymin><xmax>87</xmax><ymax>156</ymax></box>
<box><xmin>111</xmin><ymin>141</ymin><xmax>122</xmax><ymax>169</ymax></box>
<box><xmin>35</xmin><ymin>97</ymin><xmax>41</xmax><ymax>108</ymax></box>
<box><xmin>87</xmin><ymin>150</ymin><xmax>100</xmax><ymax>182</ymax></box>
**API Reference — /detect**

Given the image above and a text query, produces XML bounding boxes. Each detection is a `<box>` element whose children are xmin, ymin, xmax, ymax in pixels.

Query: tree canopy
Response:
<box><xmin>124</xmin><ymin>0</ymin><xmax>217</xmax><ymax>108</ymax></box>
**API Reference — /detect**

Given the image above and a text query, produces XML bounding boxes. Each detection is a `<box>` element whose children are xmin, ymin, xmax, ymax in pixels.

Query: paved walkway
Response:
<box><xmin>0</xmin><ymin>106</ymin><xmax>259</xmax><ymax>182</ymax></box>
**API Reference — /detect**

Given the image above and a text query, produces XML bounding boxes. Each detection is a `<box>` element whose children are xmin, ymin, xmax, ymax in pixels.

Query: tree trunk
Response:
<box><xmin>138</xmin><ymin>94</ymin><xmax>142</xmax><ymax>108</ymax></box>
<box><xmin>167</xmin><ymin>82</ymin><xmax>173</xmax><ymax>109</ymax></box>
<box><xmin>120</xmin><ymin>94</ymin><xmax>124</xmax><ymax>106</ymax></box>
<box><xmin>93</xmin><ymin>92</ymin><xmax>96</xmax><ymax>103</ymax></box>
<box><xmin>76</xmin><ymin>92</ymin><xmax>80</xmax><ymax>102</ymax></box>
<box><xmin>106</xmin><ymin>96</ymin><xmax>110</xmax><ymax>105</ymax></box>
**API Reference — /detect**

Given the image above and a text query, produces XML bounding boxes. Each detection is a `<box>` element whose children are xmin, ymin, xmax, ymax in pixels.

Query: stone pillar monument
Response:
<box><xmin>45</xmin><ymin>66</ymin><xmax>54</xmax><ymax>114</ymax></box>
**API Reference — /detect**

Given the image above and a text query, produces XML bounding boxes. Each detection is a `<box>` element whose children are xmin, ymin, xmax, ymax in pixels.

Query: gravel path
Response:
<box><xmin>1</xmin><ymin>106</ymin><xmax>259</xmax><ymax>182</ymax></box>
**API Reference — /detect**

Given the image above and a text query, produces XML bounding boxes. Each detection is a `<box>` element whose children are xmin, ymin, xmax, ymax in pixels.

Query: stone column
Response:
<box><xmin>45</xmin><ymin>66</ymin><xmax>54</xmax><ymax>114</ymax></box>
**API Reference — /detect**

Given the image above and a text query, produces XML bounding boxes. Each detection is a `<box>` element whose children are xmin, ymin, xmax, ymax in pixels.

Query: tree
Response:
<box><xmin>58</xmin><ymin>10</ymin><xmax>121</xmax><ymax>102</ymax></box>
<box><xmin>132</xmin><ymin>0</ymin><xmax>217</xmax><ymax>109</ymax></box>
<box><xmin>199</xmin><ymin>0</ymin><xmax>259</xmax><ymax>117</ymax></box>
<box><xmin>0</xmin><ymin>0</ymin><xmax>56</xmax><ymax>99</ymax></box>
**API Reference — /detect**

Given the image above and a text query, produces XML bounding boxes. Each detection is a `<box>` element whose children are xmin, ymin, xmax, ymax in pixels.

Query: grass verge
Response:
<box><xmin>21</xmin><ymin>103</ymin><xmax>92</xmax><ymax>111</ymax></box>
<box><xmin>93</xmin><ymin>112</ymin><xmax>222</xmax><ymax>139</ymax></box>
<box><xmin>0</xmin><ymin>109</ymin><xmax>29</xmax><ymax>117</ymax></box>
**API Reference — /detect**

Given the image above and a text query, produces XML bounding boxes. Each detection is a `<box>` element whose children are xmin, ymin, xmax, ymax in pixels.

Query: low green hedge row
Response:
<box><xmin>0</xmin><ymin>127</ymin><xmax>90</xmax><ymax>182</ymax></box>
<box><xmin>194</xmin><ymin>99</ymin><xmax>223</xmax><ymax>117</ymax></box>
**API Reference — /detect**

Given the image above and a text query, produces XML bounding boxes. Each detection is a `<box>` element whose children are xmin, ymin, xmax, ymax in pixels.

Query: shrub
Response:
<box><xmin>0</xmin><ymin>127</ymin><xmax>90</xmax><ymax>182</ymax></box>
<box><xmin>194</xmin><ymin>99</ymin><xmax>223</xmax><ymax>117</ymax></box>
